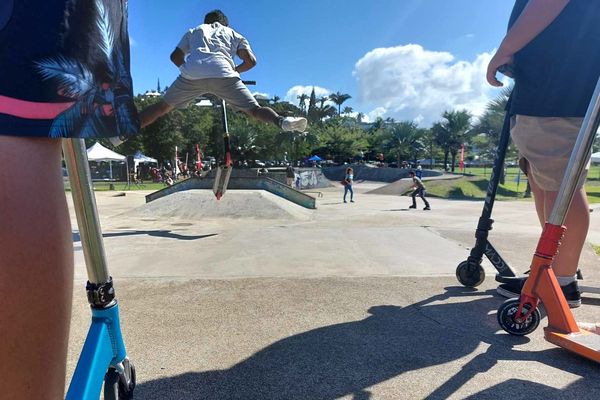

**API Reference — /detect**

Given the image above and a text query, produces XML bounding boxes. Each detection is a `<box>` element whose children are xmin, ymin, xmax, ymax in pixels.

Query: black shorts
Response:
<box><xmin>0</xmin><ymin>0</ymin><xmax>139</xmax><ymax>138</ymax></box>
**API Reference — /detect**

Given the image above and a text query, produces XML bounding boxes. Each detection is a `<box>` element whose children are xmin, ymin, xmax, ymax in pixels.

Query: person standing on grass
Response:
<box><xmin>343</xmin><ymin>167</ymin><xmax>354</xmax><ymax>203</ymax></box>
<box><xmin>488</xmin><ymin>0</ymin><xmax>600</xmax><ymax>307</ymax></box>
<box><xmin>114</xmin><ymin>9</ymin><xmax>307</xmax><ymax>146</ymax></box>
<box><xmin>408</xmin><ymin>171</ymin><xmax>430</xmax><ymax>210</ymax></box>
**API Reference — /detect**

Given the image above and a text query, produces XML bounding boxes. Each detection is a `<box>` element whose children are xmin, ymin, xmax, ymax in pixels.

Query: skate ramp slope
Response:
<box><xmin>367</xmin><ymin>174</ymin><xmax>463</xmax><ymax>195</ymax></box>
<box><xmin>146</xmin><ymin>176</ymin><xmax>316</xmax><ymax>209</ymax></box>
<box><xmin>129</xmin><ymin>190</ymin><xmax>312</xmax><ymax>221</ymax></box>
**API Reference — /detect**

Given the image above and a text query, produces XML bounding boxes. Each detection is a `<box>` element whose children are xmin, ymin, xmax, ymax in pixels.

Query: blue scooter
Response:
<box><xmin>63</xmin><ymin>139</ymin><xmax>135</xmax><ymax>399</ymax></box>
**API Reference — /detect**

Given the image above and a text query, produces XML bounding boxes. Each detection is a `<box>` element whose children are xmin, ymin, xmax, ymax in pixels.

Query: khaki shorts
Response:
<box><xmin>163</xmin><ymin>76</ymin><xmax>259</xmax><ymax>110</ymax></box>
<box><xmin>510</xmin><ymin>115</ymin><xmax>588</xmax><ymax>191</ymax></box>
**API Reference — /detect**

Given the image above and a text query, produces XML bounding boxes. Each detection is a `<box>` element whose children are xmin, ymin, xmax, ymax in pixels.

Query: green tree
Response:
<box><xmin>434</xmin><ymin>110</ymin><xmax>472</xmax><ymax>172</ymax></box>
<box><xmin>297</xmin><ymin>93</ymin><xmax>309</xmax><ymax>114</ymax></box>
<box><xmin>329</xmin><ymin>91</ymin><xmax>352</xmax><ymax>115</ymax></box>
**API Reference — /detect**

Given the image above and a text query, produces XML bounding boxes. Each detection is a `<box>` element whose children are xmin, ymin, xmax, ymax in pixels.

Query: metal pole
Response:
<box><xmin>548</xmin><ymin>77</ymin><xmax>600</xmax><ymax>226</ymax></box>
<box><xmin>62</xmin><ymin>139</ymin><xmax>110</xmax><ymax>284</ymax></box>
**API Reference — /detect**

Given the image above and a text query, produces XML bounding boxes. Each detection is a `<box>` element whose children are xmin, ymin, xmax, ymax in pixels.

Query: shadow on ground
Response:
<box><xmin>135</xmin><ymin>287</ymin><xmax>599</xmax><ymax>399</ymax></box>
<box><xmin>72</xmin><ymin>231</ymin><xmax>217</xmax><ymax>242</ymax></box>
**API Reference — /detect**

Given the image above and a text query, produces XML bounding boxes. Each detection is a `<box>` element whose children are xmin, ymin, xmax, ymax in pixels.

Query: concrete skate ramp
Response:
<box><xmin>367</xmin><ymin>174</ymin><xmax>463</xmax><ymax>195</ymax></box>
<box><xmin>146</xmin><ymin>176</ymin><xmax>316</xmax><ymax>209</ymax></box>
<box><xmin>129</xmin><ymin>190</ymin><xmax>312</xmax><ymax>221</ymax></box>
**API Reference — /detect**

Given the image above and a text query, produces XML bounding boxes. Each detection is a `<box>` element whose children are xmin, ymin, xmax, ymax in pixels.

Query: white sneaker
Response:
<box><xmin>281</xmin><ymin>117</ymin><xmax>307</xmax><ymax>132</ymax></box>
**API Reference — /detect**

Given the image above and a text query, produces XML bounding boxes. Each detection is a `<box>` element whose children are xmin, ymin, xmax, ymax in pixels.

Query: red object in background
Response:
<box><xmin>195</xmin><ymin>144</ymin><xmax>203</xmax><ymax>170</ymax></box>
<box><xmin>459</xmin><ymin>144</ymin><xmax>465</xmax><ymax>171</ymax></box>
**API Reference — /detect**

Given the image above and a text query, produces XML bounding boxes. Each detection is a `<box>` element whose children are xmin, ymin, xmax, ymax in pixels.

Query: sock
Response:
<box><xmin>556</xmin><ymin>275</ymin><xmax>577</xmax><ymax>286</ymax></box>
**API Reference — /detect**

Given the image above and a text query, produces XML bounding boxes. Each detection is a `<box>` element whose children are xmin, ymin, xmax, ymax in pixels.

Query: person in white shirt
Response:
<box><xmin>138</xmin><ymin>10</ymin><xmax>307</xmax><ymax>133</ymax></box>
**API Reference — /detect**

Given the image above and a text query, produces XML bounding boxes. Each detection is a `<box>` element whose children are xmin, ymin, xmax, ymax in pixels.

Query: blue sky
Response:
<box><xmin>128</xmin><ymin>0</ymin><xmax>514</xmax><ymax>125</ymax></box>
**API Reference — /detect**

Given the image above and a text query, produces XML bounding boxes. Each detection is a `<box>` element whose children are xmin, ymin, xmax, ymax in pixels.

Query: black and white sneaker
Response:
<box><xmin>408</xmin><ymin>205</ymin><xmax>416</xmax><ymax>209</ymax></box>
<box><xmin>496</xmin><ymin>277</ymin><xmax>581</xmax><ymax>308</ymax></box>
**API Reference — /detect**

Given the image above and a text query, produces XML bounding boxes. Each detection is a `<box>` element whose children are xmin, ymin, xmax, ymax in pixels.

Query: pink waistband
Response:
<box><xmin>0</xmin><ymin>95</ymin><xmax>74</xmax><ymax>119</ymax></box>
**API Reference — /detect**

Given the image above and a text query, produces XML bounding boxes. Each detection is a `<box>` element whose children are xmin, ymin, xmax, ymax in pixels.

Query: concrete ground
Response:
<box><xmin>65</xmin><ymin>182</ymin><xmax>600</xmax><ymax>399</ymax></box>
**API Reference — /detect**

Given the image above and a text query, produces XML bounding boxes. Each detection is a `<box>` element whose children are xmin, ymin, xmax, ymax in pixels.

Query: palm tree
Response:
<box><xmin>434</xmin><ymin>110</ymin><xmax>472</xmax><ymax>172</ymax></box>
<box><xmin>342</xmin><ymin>106</ymin><xmax>354</xmax><ymax>115</ymax></box>
<box><xmin>297</xmin><ymin>93</ymin><xmax>309</xmax><ymax>114</ymax></box>
<box><xmin>356</xmin><ymin>112</ymin><xmax>365</xmax><ymax>123</ymax></box>
<box><xmin>386</xmin><ymin>121</ymin><xmax>424</xmax><ymax>166</ymax></box>
<box><xmin>329</xmin><ymin>91</ymin><xmax>352</xmax><ymax>115</ymax></box>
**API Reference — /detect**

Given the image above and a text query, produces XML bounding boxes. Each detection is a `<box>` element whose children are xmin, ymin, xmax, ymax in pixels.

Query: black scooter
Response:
<box><xmin>455</xmin><ymin>109</ymin><xmax>518</xmax><ymax>287</ymax></box>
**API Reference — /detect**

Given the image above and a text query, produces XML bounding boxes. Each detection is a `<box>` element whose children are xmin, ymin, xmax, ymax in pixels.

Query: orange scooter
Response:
<box><xmin>497</xmin><ymin>77</ymin><xmax>600</xmax><ymax>363</ymax></box>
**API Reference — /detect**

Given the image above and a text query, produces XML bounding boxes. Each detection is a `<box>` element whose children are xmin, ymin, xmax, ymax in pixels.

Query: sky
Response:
<box><xmin>128</xmin><ymin>0</ymin><xmax>514</xmax><ymax>126</ymax></box>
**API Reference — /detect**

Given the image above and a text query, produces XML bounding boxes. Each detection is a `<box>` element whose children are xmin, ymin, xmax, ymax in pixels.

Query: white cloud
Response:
<box><xmin>367</xmin><ymin>107</ymin><xmax>387</xmax><ymax>122</ymax></box>
<box><xmin>353</xmin><ymin>44</ymin><xmax>501</xmax><ymax>126</ymax></box>
<box><xmin>129</xmin><ymin>36</ymin><xmax>137</xmax><ymax>47</ymax></box>
<box><xmin>252</xmin><ymin>91</ymin><xmax>270</xmax><ymax>100</ymax></box>
<box><xmin>284</xmin><ymin>85</ymin><xmax>333</xmax><ymax>108</ymax></box>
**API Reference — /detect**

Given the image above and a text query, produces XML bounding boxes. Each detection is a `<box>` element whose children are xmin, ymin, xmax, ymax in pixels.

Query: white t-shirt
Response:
<box><xmin>176</xmin><ymin>22</ymin><xmax>252</xmax><ymax>80</ymax></box>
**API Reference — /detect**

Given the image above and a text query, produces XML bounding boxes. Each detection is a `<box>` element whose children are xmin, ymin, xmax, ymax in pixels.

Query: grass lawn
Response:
<box><xmin>66</xmin><ymin>181</ymin><xmax>167</xmax><ymax>192</ymax></box>
<box><xmin>426</xmin><ymin>165</ymin><xmax>600</xmax><ymax>203</ymax></box>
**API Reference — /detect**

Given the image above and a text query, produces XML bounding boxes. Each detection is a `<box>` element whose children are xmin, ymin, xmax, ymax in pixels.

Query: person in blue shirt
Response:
<box><xmin>488</xmin><ymin>0</ymin><xmax>600</xmax><ymax>307</ymax></box>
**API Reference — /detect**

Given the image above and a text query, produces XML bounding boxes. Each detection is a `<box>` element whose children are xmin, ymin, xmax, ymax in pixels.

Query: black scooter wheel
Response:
<box><xmin>456</xmin><ymin>261</ymin><xmax>485</xmax><ymax>287</ymax></box>
<box><xmin>104</xmin><ymin>358</ymin><xmax>136</xmax><ymax>400</ymax></box>
<box><xmin>497</xmin><ymin>298</ymin><xmax>541</xmax><ymax>336</ymax></box>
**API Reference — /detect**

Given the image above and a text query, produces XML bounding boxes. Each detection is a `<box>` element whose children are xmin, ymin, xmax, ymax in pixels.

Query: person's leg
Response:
<box><xmin>410</xmin><ymin>191</ymin><xmax>417</xmax><ymax>207</ymax></box>
<box><xmin>139</xmin><ymin>100</ymin><xmax>174</xmax><ymax>128</ymax></box>
<box><xmin>344</xmin><ymin>185</ymin><xmax>348</xmax><ymax>202</ymax></box>
<box><xmin>214</xmin><ymin>78</ymin><xmax>307</xmax><ymax>131</ymax></box>
<box><xmin>0</xmin><ymin>136</ymin><xmax>73</xmax><ymax>399</ymax></box>
<box><xmin>419</xmin><ymin>189</ymin><xmax>430</xmax><ymax>208</ymax></box>
<box><xmin>349</xmin><ymin>185</ymin><xmax>354</xmax><ymax>201</ymax></box>
<box><xmin>545</xmin><ymin>188</ymin><xmax>589</xmax><ymax>277</ymax></box>
<box><xmin>245</xmin><ymin>106</ymin><xmax>281</xmax><ymax>126</ymax></box>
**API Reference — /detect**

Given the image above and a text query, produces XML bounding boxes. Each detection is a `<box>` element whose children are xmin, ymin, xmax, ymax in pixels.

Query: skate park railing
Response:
<box><xmin>145</xmin><ymin>176</ymin><xmax>317</xmax><ymax>209</ymax></box>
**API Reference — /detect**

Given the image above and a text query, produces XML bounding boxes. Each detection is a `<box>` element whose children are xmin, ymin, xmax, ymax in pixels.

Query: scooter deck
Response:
<box><xmin>213</xmin><ymin>165</ymin><xmax>232</xmax><ymax>200</ymax></box>
<box><xmin>545</xmin><ymin>328</ymin><xmax>600</xmax><ymax>363</ymax></box>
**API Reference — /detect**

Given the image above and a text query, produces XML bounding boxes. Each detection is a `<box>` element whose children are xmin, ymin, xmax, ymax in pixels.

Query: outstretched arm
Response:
<box><xmin>170</xmin><ymin>48</ymin><xmax>185</xmax><ymax>67</ymax></box>
<box><xmin>487</xmin><ymin>0</ymin><xmax>571</xmax><ymax>86</ymax></box>
<box><xmin>235</xmin><ymin>49</ymin><xmax>257</xmax><ymax>73</ymax></box>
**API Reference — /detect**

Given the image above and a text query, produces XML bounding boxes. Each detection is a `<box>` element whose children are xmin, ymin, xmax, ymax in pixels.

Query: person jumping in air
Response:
<box><xmin>131</xmin><ymin>9</ymin><xmax>307</xmax><ymax>135</ymax></box>
<box><xmin>408</xmin><ymin>170</ymin><xmax>430</xmax><ymax>210</ymax></box>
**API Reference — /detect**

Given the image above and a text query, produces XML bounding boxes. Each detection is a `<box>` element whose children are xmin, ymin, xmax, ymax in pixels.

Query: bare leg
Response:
<box><xmin>545</xmin><ymin>188</ymin><xmax>589</xmax><ymax>277</ymax></box>
<box><xmin>527</xmin><ymin>164</ymin><xmax>588</xmax><ymax>277</ymax></box>
<box><xmin>245</xmin><ymin>106</ymin><xmax>281</xmax><ymax>126</ymax></box>
<box><xmin>0</xmin><ymin>136</ymin><xmax>73</xmax><ymax>399</ymax></box>
<box><xmin>139</xmin><ymin>100</ymin><xmax>174</xmax><ymax>128</ymax></box>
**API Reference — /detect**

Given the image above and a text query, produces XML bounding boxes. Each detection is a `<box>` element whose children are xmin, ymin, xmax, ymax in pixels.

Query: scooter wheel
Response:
<box><xmin>104</xmin><ymin>358</ymin><xmax>136</xmax><ymax>400</ymax></box>
<box><xmin>456</xmin><ymin>261</ymin><xmax>485</xmax><ymax>287</ymax></box>
<box><xmin>497</xmin><ymin>298</ymin><xmax>541</xmax><ymax>336</ymax></box>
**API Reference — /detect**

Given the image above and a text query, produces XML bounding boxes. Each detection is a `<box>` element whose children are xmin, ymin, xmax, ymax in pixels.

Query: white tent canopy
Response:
<box><xmin>133</xmin><ymin>151</ymin><xmax>157</xmax><ymax>164</ymax></box>
<box><xmin>86</xmin><ymin>142</ymin><xmax>126</xmax><ymax>181</ymax></box>
<box><xmin>591</xmin><ymin>152</ymin><xmax>600</xmax><ymax>163</ymax></box>
<box><xmin>87</xmin><ymin>142</ymin><xmax>126</xmax><ymax>162</ymax></box>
